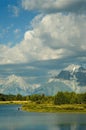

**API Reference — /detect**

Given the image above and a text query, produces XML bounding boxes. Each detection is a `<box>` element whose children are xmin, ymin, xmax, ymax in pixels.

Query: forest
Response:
<box><xmin>0</xmin><ymin>92</ymin><xmax>86</xmax><ymax>105</ymax></box>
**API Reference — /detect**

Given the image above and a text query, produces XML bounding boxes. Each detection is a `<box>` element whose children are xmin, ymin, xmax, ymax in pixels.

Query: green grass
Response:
<box><xmin>22</xmin><ymin>102</ymin><xmax>86</xmax><ymax>113</ymax></box>
<box><xmin>0</xmin><ymin>101</ymin><xmax>28</xmax><ymax>105</ymax></box>
<box><xmin>0</xmin><ymin>101</ymin><xmax>86</xmax><ymax>113</ymax></box>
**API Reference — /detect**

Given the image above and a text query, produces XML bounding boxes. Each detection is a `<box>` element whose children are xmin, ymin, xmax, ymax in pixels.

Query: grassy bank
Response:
<box><xmin>0</xmin><ymin>92</ymin><xmax>86</xmax><ymax>113</ymax></box>
<box><xmin>0</xmin><ymin>101</ymin><xmax>86</xmax><ymax>113</ymax></box>
<box><xmin>0</xmin><ymin>101</ymin><xmax>28</xmax><ymax>105</ymax></box>
<box><xmin>22</xmin><ymin>101</ymin><xmax>86</xmax><ymax>113</ymax></box>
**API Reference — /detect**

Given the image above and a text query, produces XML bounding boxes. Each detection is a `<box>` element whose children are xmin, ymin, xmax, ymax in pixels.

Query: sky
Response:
<box><xmin>0</xmin><ymin>0</ymin><xmax>86</xmax><ymax>78</ymax></box>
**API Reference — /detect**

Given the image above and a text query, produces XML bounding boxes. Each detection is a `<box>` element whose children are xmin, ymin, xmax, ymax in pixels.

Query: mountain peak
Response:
<box><xmin>64</xmin><ymin>64</ymin><xmax>80</xmax><ymax>72</ymax></box>
<box><xmin>2</xmin><ymin>74</ymin><xmax>30</xmax><ymax>95</ymax></box>
<box><xmin>6</xmin><ymin>74</ymin><xmax>25</xmax><ymax>85</ymax></box>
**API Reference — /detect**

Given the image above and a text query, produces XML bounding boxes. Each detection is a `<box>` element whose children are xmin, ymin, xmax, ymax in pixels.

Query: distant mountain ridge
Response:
<box><xmin>33</xmin><ymin>64</ymin><xmax>86</xmax><ymax>95</ymax></box>
<box><xmin>0</xmin><ymin>64</ymin><xmax>86</xmax><ymax>95</ymax></box>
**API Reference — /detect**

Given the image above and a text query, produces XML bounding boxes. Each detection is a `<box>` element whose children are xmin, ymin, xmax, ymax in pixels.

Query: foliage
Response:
<box><xmin>0</xmin><ymin>92</ymin><xmax>86</xmax><ymax>105</ymax></box>
<box><xmin>0</xmin><ymin>92</ymin><xmax>86</xmax><ymax>112</ymax></box>
<box><xmin>28</xmin><ymin>94</ymin><xmax>53</xmax><ymax>104</ymax></box>
<box><xmin>54</xmin><ymin>92</ymin><xmax>86</xmax><ymax>105</ymax></box>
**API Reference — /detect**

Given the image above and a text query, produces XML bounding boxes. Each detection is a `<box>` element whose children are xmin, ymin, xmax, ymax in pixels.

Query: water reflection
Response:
<box><xmin>0</xmin><ymin>105</ymin><xmax>86</xmax><ymax>130</ymax></box>
<box><xmin>55</xmin><ymin>124</ymin><xmax>86</xmax><ymax>130</ymax></box>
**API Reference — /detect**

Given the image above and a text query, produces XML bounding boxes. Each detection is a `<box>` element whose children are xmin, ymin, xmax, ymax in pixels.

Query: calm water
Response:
<box><xmin>0</xmin><ymin>105</ymin><xmax>86</xmax><ymax>130</ymax></box>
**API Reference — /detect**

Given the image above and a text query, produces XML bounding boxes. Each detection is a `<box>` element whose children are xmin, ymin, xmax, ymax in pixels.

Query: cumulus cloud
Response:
<box><xmin>0</xmin><ymin>12</ymin><xmax>86</xmax><ymax>65</ymax></box>
<box><xmin>0</xmin><ymin>45</ymin><xmax>25</xmax><ymax>64</ymax></box>
<box><xmin>24</xmin><ymin>13</ymin><xmax>86</xmax><ymax>56</ymax></box>
<box><xmin>0</xmin><ymin>0</ymin><xmax>86</xmax><ymax>65</ymax></box>
<box><xmin>22</xmin><ymin>0</ymin><xmax>86</xmax><ymax>13</ymax></box>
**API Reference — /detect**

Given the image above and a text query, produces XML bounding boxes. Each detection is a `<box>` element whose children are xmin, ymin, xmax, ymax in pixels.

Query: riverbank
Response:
<box><xmin>0</xmin><ymin>101</ymin><xmax>28</xmax><ymax>105</ymax></box>
<box><xmin>0</xmin><ymin>101</ymin><xmax>86</xmax><ymax>113</ymax></box>
<box><xmin>22</xmin><ymin>101</ymin><xmax>86</xmax><ymax>113</ymax></box>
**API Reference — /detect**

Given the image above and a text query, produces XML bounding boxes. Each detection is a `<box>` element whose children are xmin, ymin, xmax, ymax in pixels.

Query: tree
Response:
<box><xmin>15</xmin><ymin>94</ymin><xmax>23</xmax><ymax>100</ymax></box>
<box><xmin>70</xmin><ymin>92</ymin><xmax>78</xmax><ymax>104</ymax></box>
<box><xmin>54</xmin><ymin>92</ymin><xmax>68</xmax><ymax>105</ymax></box>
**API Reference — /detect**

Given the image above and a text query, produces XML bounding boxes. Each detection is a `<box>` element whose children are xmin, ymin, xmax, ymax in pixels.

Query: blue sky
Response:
<box><xmin>0</xmin><ymin>0</ymin><xmax>37</xmax><ymax>45</ymax></box>
<box><xmin>0</xmin><ymin>0</ymin><xmax>86</xmax><ymax>78</ymax></box>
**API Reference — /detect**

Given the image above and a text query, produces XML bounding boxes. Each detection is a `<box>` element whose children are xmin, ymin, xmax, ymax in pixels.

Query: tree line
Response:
<box><xmin>54</xmin><ymin>92</ymin><xmax>86</xmax><ymax>105</ymax></box>
<box><xmin>0</xmin><ymin>92</ymin><xmax>86</xmax><ymax>105</ymax></box>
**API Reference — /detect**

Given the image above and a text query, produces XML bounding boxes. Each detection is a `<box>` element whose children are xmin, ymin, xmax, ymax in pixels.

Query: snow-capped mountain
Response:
<box><xmin>0</xmin><ymin>75</ymin><xmax>32</xmax><ymax>95</ymax></box>
<box><xmin>33</xmin><ymin>64</ymin><xmax>86</xmax><ymax>95</ymax></box>
<box><xmin>57</xmin><ymin>64</ymin><xmax>86</xmax><ymax>83</ymax></box>
<box><xmin>64</xmin><ymin>64</ymin><xmax>81</xmax><ymax>72</ymax></box>
<box><xmin>54</xmin><ymin>64</ymin><xmax>86</xmax><ymax>92</ymax></box>
<box><xmin>0</xmin><ymin>64</ymin><xmax>86</xmax><ymax>95</ymax></box>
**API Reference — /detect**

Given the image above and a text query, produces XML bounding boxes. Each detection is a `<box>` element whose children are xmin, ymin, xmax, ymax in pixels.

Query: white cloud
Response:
<box><xmin>24</xmin><ymin>13</ymin><xmax>86</xmax><ymax>56</ymax></box>
<box><xmin>22</xmin><ymin>0</ymin><xmax>86</xmax><ymax>13</ymax></box>
<box><xmin>24</xmin><ymin>31</ymin><xmax>34</xmax><ymax>40</ymax></box>
<box><xmin>0</xmin><ymin>14</ymin><xmax>86</xmax><ymax>64</ymax></box>
<box><xmin>0</xmin><ymin>5</ymin><xmax>86</xmax><ymax>64</ymax></box>
<box><xmin>0</xmin><ymin>44</ymin><xmax>27</xmax><ymax>64</ymax></box>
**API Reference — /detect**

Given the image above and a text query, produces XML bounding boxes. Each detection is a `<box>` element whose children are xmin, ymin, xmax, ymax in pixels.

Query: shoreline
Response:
<box><xmin>0</xmin><ymin>101</ymin><xmax>86</xmax><ymax>113</ymax></box>
<box><xmin>22</xmin><ymin>102</ymin><xmax>86</xmax><ymax>113</ymax></box>
<box><xmin>0</xmin><ymin>101</ymin><xmax>28</xmax><ymax>104</ymax></box>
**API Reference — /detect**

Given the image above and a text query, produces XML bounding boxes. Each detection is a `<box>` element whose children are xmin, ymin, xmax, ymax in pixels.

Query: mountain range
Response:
<box><xmin>0</xmin><ymin>64</ymin><xmax>86</xmax><ymax>95</ymax></box>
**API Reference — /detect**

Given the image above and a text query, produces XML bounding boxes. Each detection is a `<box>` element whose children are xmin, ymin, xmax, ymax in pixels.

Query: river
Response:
<box><xmin>0</xmin><ymin>105</ymin><xmax>86</xmax><ymax>130</ymax></box>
